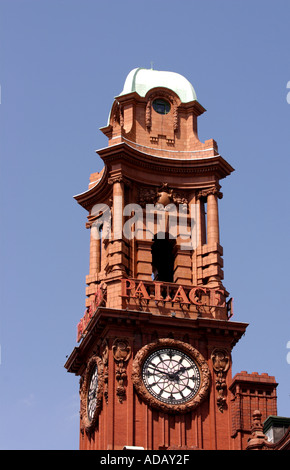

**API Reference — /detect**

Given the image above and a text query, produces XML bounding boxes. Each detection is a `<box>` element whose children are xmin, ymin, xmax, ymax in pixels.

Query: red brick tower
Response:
<box><xmin>65</xmin><ymin>68</ymin><xmax>277</xmax><ymax>450</ymax></box>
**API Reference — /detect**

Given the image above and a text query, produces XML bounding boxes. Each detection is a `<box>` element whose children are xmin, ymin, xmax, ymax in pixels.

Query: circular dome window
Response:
<box><xmin>152</xmin><ymin>98</ymin><xmax>171</xmax><ymax>115</ymax></box>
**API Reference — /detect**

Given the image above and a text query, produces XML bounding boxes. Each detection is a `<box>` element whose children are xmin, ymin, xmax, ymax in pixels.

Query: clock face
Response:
<box><xmin>87</xmin><ymin>365</ymin><xmax>98</xmax><ymax>421</ymax></box>
<box><xmin>142</xmin><ymin>348</ymin><xmax>201</xmax><ymax>405</ymax></box>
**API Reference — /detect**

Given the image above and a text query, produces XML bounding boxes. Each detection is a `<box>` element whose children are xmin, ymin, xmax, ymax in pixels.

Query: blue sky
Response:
<box><xmin>0</xmin><ymin>0</ymin><xmax>289</xmax><ymax>450</ymax></box>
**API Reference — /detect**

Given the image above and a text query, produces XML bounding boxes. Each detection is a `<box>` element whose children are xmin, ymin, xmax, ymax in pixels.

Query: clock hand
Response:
<box><xmin>174</xmin><ymin>365</ymin><xmax>197</xmax><ymax>377</ymax></box>
<box><xmin>147</xmin><ymin>364</ymin><xmax>169</xmax><ymax>376</ymax></box>
<box><xmin>178</xmin><ymin>365</ymin><xmax>192</xmax><ymax>372</ymax></box>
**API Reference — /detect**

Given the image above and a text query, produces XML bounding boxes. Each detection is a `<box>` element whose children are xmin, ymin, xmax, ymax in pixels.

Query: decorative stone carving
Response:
<box><xmin>246</xmin><ymin>410</ymin><xmax>269</xmax><ymax>450</ymax></box>
<box><xmin>172</xmin><ymin>191</ymin><xmax>189</xmax><ymax>205</ymax></box>
<box><xmin>146</xmin><ymin>91</ymin><xmax>179</xmax><ymax>131</ymax></box>
<box><xmin>108</xmin><ymin>175</ymin><xmax>132</xmax><ymax>187</ymax></box>
<box><xmin>138</xmin><ymin>187</ymin><xmax>156</xmax><ymax>207</ymax></box>
<box><xmin>138</xmin><ymin>183</ymin><xmax>188</xmax><ymax>208</ymax></box>
<box><xmin>196</xmin><ymin>185</ymin><xmax>223</xmax><ymax>200</ymax></box>
<box><xmin>132</xmin><ymin>338</ymin><xmax>211</xmax><ymax>414</ymax></box>
<box><xmin>156</xmin><ymin>183</ymin><xmax>173</xmax><ymax>206</ymax></box>
<box><xmin>111</xmin><ymin>100</ymin><xmax>124</xmax><ymax>127</ymax></box>
<box><xmin>211</xmin><ymin>348</ymin><xmax>230</xmax><ymax>412</ymax></box>
<box><xmin>101</xmin><ymin>339</ymin><xmax>109</xmax><ymax>404</ymax></box>
<box><xmin>108</xmin><ymin>175</ymin><xmax>123</xmax><ymax>185</ymax></box>
<box><xmin>246</xmin><ymin>410</ymin><xmax>290</xmax><ymax>450</ymax></box>
<box><xmin>112</xmin><ymin>338</ymin><xmax>131</xmax><ymax>403</ymax></box>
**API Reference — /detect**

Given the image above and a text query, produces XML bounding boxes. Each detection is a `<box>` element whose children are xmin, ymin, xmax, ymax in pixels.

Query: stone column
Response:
<box><xmin>107</xmin><ymin>175</ymin><xmax>128</xmax><ymax>277</ymax></box>
<box><xmin>198</xmin><ymin>197</ymin><xmax>207</xmax><ymax>246</ymax></box>
<box><xmin>174</xmin><ymin>193</ymin><xmax>195</xmax><ymax>286</ymax></box>
<box><xmin>85</xmin><ymin>220</ymin><xmax>103</xmax><ymax>308</ymax></box>
<box><xmin>207</xmin><ymin>192</ymin><xmax>220</xmax><ymax>245</ymax></box>
<box><xmin>196</xmin><ymin>186</ymin><xmax>224</xmax><ymax>288</ymax></box>
<box><xmin>112</xmin><ymin>178</ymin><xmax>124</xmax><ymax>241</ymax></box>
<box><xmin>89</xmin><ymin>228</ymin><xmax>101</xmax><ymax>275</ymax></box>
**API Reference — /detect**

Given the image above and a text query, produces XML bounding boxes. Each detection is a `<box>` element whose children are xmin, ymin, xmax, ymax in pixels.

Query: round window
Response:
<box><xmin>152</xmin><ymin>98</ymin><xmax>171</xmax><ymax>115</ymax></box>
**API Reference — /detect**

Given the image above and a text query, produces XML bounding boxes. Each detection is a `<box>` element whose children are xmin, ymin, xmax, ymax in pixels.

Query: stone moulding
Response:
<box><xmin>131</xmin><ymin>338</ymin><xmax>210</xmax><ymax>414</ymax></box>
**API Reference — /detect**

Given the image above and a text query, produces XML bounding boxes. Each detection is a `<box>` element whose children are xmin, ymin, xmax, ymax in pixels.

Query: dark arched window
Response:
<box><xmin>151</xmin><ymin>233</ymin><xmax>175</xmax><ymax>282</ymax></box>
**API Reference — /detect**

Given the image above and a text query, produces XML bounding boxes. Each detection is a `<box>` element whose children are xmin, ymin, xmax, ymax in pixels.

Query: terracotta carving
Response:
<box><xmin>211</xmin><ymin>348</ymin><xmax>230</xmax><ymax>412</ymax></box>
<box><xmin>112</xmin><ymin>338</ymin><xmax>131</xmax><ymax>403</ymax></box>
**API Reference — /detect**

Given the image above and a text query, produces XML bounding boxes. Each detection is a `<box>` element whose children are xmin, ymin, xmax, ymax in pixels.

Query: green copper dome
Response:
<box><xmin>119</xmin><ymin>67</ymin><xmax>197</xmax><ymax>103</ymax></box>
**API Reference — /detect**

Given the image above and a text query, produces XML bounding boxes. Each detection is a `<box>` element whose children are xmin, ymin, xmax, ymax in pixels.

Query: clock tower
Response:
<box><xmin>65</xmin><ymin>68</ymin><xmax>278</xmax><ymax>450</ymax></box>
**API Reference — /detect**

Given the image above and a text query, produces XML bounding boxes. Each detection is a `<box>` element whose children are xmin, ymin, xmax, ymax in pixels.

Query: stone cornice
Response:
<box><xmin>98</xmin><ymin>142</ymin><xmax>233</xmax><ymax>176</ymax></box>
<box><xmin>73</xmin><ymin>142</ymin><xmax>233</xmax><ymax>210</ymax></box>
<box><xmin>64</xmin><ymin>306</ymin><xmax>248</xmax><ymax>375</ymax></box>
<box><xmin>73</xmin><ymin>165</ymin><xmax>111</xmax><ymax>210</ymax></box>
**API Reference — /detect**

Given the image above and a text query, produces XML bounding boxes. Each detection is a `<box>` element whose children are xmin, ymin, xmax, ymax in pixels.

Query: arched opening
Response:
<box><xmin>151</xmin><ymin>233</ymin><xmax>175</xmax><ymax>282</ymax></box>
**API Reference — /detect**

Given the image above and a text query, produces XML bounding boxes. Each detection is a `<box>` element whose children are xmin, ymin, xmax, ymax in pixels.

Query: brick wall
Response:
<box><xmin>229</xmin><ymin>371</ymin><xmax>278</xmax><ymax>449</ymax></box>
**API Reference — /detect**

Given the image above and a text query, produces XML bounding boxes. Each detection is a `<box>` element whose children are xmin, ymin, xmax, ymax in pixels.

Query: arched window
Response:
<box><xmin>151</xmin><ymin>233</ymin><xmax>175</xmax><ymax>282</ymax></box>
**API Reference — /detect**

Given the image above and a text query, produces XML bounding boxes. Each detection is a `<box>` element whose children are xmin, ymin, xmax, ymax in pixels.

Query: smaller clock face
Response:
<box><xmin>142</xmin><ymin>348</ymin><xmax>201</xmax><ymax>405</ymax></box>
<box><xmin>87</xmin><ymin>365</ymin><xmax>98</xmax><ymax>421</ymax></box>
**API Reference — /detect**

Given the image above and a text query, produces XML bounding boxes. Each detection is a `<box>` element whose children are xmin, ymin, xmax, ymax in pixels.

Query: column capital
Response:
<box><xmin>196</xmin><ymin>185</ymin><xmax>223</xmax><ymax>200</ymax></box>
<box><xmin>108</xmin><ymin>175</ymin><xmax>132</xmax><ymax>187</ymax></box>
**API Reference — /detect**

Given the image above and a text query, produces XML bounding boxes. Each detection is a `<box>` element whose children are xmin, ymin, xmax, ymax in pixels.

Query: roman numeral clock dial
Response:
<box><xmin>143</xmin><ymin>349</ymin><xmax>200</xmax><ymax>404</ymax></box>
<box><xmin>87</xmin><ymin>365</ymin><xmax>98</xmax><ymax>421</ymax></box>
<box><xmin>132</xmin><ymin>339</ymin><xmax>211</xmax><ymax>414</ymax></box>
<box><xmin>80</xmin><ymin>355</ymin><xmax>104</xmax><ymax>433</ymax></box>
